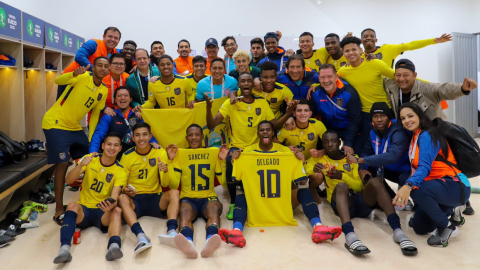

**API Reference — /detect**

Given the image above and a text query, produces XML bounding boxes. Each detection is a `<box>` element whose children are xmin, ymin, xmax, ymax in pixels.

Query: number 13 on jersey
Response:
<box><xmin>257</xmin><ymin>169</ymin><xmax>281</xmax><ymax>198</ymax></box>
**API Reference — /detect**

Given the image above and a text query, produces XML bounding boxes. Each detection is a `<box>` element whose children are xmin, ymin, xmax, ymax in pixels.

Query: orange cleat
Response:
<box><xmin>218</xmin><ymin>228</ymin><xmax>246</xmax><ymax>248</ymax></box>
<box><xmin>311</xmin><ymin>225</ymin><xmax>342</xmax><ymax>243</ymax></box>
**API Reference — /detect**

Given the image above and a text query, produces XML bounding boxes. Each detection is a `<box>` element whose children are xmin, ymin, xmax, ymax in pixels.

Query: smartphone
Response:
<box><xmin>97</xmin><ymin>197</ymin><xmax>116</xmax><ymax>207</ymax></box>
<box><xmin>127</xmin><ymin>184</ymin><xmax>136</xmax><ymax>191</ymax></box>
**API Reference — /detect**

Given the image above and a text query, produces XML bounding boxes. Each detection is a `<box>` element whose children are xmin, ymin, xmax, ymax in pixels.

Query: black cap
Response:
<box><xmin>264</xmin><ymin>32</ymin><xmax>278</xmax><ymax>42</ymax></box>
<box><xmin>395</xmin><ymin>59</ymin><xmax>415</xmax><ymax>73</ymax></box>
<box><xmin>205</xmin><ymin>38</ymin><xmax>218</xmax><ymax>47</ymax></box>
<box><xmin>370</xmin><ymin>102</ymin><xmax>394</xmax><ymax>120</ymax></box>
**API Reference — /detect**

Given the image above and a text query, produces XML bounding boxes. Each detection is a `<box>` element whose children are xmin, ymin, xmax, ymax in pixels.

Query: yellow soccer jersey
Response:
<box><xmin>120</xmin><ymin>146</ymin><xmax>169</xmax><ymax>194</ymax></box>
<box><xmin>78</xmin><ymin>154</ymin><xmax>127</xmax><ymax>208</ymax></box>
<box><xmin>144</xmin><ymin>75</ymin><xmax>193</xmax><ymax>109</ymax></box>
<box><xmin>42</xmin><ymin>72</ymin><xmax>107</xmax><ymax>140</ymax></box>
<box><xmin>232</xmin><ymin>152</ymin><xmax>307</xmax><ymax>227</ymax></box>
<box><xmin>167</xmin><ymin>148</ymin><xmax>226</xmax><ymax>199</ymax></box>
<box><xmin>337</xmin><ymin>59</ymin><xmax>394</xmax><ymax>112</ymax></box>
<box><xmin>251</xmin><ymin>83</ymin><xmax>294</xmax><ymax>119</ymax></box>
<box><xmin>243</xmin><ymin>142</ymin><xmax>292</xmax><ymax>153</ymax></box>
<box><xmin>305</xmin><ymin>155</ymin><xmax>363</xmax><ymax>203</ymax></box>
<box><xmin>185</xmin><ymin>73</ymin><xmax>209</xmax><ymax>101</ymax></box>
<box><xmin>364</xmin><ymin>38</ymin><xmax>436</xmax><ymax>68</ymax></box>
<box><xmin>303</xmin><ymin>50</ymin><xmax>324</xmax><ymax>72</ymax></box>
<box><xmin>219</xmin><ymin>97</ymin><xmax>275</xmax><ymax>149</ymax></box>
<box><xmin>316</xmin><ymin>47</ymin><xmax>348</xmax><ymax>71</ymax></box>
<box><xmin>276</xmin><ymin>118</ymin><xmax>326</xmax><ymax>160</ymax></box>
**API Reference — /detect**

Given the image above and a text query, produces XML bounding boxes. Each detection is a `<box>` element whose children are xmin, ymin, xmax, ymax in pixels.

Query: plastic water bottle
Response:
<box><xmin>29</xmin><ymin>211</ymin><xmax>38</xmax><ymax>221</ymax></box>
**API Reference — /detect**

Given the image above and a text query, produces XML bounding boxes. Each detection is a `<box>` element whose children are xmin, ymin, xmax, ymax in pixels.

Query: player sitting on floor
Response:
<box><xmin>162</xmin><ymin>124</ymin><xmax>229</xmax><ymax>258</ymax></box>
<box><xmin>54</xmin><ymin>132</ymin><xmax>126</xmax><ymax>264</ymax></box>
<box><xmin>305</xmin><ymin>130</ymin><xmax>417</xmax><ymax>256</ymax></box>
<box><xmin>218</xmin><ymin>121</ymin><xmax>342</xmax><ymax>247</ymax></box>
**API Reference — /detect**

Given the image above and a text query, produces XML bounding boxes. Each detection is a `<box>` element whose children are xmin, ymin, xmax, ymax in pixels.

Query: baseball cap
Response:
<box><xmin>205</xmin><ymin>38</ymin><xmax>218</xmax><ymax>47</ymax></box>
<box><xmin>395</xmin><ymin>59</ymin><xmax>415</xmax><ymax>73</ymax></box>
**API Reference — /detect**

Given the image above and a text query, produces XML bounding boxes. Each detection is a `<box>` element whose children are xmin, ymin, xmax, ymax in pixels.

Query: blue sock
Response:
<box><xmin>342</xmin><ymin>221</ymin><xmax>355</xmax><ymax>235</ymax></box>
<box><xmin>131</xmin><ymin>222</ymin><xmax>144</xmax><ymax>236</ymax></box>
<box><xmin>387</xmin><ymin>213</ymin><xmax>401</xmax><ymax>231</ymax></box>
<box><xmin>233</xmin><ymin>194</ymin><xmax>247</xmax><ymax>232</ymax></box>
<box><xmin>297</xmin><ymin>188</ymin><xmax>321</xmax><ymax>227</ymax></box>
<box><xmin>179</xmin><ymin>226</ymin><xmax>193</xmax><ymax>241</ymax></box>
<box><xmin>107</xmin><ymin>236</ymin><xmax>122</xmax><ymax>249</ymax></box>
<box><xmin>166</xmin><ymin>219</ymin><xmax>178</xmax><ymax>232</ymax></box>
<box><xmin>206</xmin><ymin>223</ymin><xmax>219</xmax><ymax>240</ymax></box>
<box><xmin>60</xmin><ymin>210</ymin><xmax>77</xmax><ymax>247</ymax></box>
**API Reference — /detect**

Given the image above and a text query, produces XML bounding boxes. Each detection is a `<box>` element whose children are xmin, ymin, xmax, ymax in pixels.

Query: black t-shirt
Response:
<box><xmin>140</xmin><ymin>74</ymin><xmax>149</xmax><ymax>100</ymax></box>
<box><xmin>399</xmin><ymin>92</ymin><xmax>411</xmax><ymax>107</ymax></box>
<box><xmin>125</xmin><ymin>60</ymin><xmax>134</xmax><ymax>74</ymax></box>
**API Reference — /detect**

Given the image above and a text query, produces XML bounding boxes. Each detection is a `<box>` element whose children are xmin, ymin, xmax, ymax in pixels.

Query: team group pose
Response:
<box><xmin>43</xmin><ymin>26</ymin><xmax>479</xmax><ymax>263</ymax></box>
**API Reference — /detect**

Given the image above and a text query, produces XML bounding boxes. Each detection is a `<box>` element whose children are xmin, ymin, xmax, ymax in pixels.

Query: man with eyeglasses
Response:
<box><xmin>102</xmin><ymin>53</ymin><xmax>130</xmax><ymax>109</ymax></box>
<box><xmin>204</xmin><ymin>38</ymin><xmax>222</xmax><ymax>76</ymax></box>
<box><xmin>222</xmin><ymin>36</ymin><xmax>238</xmax><ymax>74</ymax></box>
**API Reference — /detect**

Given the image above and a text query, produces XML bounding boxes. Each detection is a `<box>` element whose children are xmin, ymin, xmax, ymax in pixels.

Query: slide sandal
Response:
<box><xmin>345</xmin><ymin>240</ymin><xmax>371</xmax><ymax>255</ymax></box>
<box><xmin>398</xmin><ymin>240</ymin><xmax>418</xmax><ymax>256</ymax></box>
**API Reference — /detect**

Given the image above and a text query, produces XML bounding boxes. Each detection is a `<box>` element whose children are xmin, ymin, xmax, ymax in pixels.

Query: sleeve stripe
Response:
<box><xmin>293</xmin><ymin>176</ymin><xmax>307</xmax><ymax>183</ymax></box>
<box><xmin>174</xmin><ymin>168</ymin><xmax>182</xmax><ymax>173</ymax></box>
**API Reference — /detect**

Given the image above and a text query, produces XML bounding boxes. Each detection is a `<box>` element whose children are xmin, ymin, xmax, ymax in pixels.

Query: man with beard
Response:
<box><xmin>174</xmin><ymin>39</ymin><xmax>194</xmax><ymax>75</ymax></box>
<box><xmin>150</xmin><ymin>41</ymin><xmax>179</xmax><ymax>74</ymax></box>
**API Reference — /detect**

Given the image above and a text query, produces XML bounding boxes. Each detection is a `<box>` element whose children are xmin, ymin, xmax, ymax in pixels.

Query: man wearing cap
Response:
<box><xmin>384</xmin><ymin>59</ymin><xmax>477</xmax><ymax>120</ymax></box>
<box><xmin>205</xmin><ymin>38</ymin><xmax>222</xmax><ymax>76</ymax></box>
<box><xmin>346</xmin><ymin>102</ymin><xmax>412</xmax><ymax>210</ymax></box>
<box><xmin>257</xmin><ymin>32</ymin><xmax>291</xmax><ymax>74</ymax></box>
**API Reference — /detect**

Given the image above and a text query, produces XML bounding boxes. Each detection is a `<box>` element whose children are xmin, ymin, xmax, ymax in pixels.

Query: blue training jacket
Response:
<box><xmin>89</xmin><ymin>108</ymin><xmax>158</xmax><ymax>156</ymax></box>
<box><xmin>361</xmin><ymin>119</ymin><xmax>411</xmax><ymax>172</ymax></box>
<box><xmin>277</xmin><ymin>71</ymin><xmax>319</xmax><ymax>100</ymax></box>
<box><xmin>257</xmin><ymin>46</ymin><xmax>289</xmax><ymax>74</ymax></box>
<box><xmin>309</xmin><ymin>79</ymin><xmax>361</xmax><ymax>147</ymax></box>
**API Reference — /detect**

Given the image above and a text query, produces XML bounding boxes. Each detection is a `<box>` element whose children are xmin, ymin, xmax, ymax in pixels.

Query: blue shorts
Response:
<box><xmin>78</xmin><ymin>205</ymin><xmax>108</xmax><ymax>233</ymax></box>
<box><xmin>331</xmin><ymin>192</ymin><xmax>375</xmax><ymax>219</ymax></box>
<box><xmin>132</xmin><ymin>193</ymin><xmax>167</xmax><ymax>219</ymax></box>
<box><xmin>180</xmin><ymin>196</ymin><xmax>222</xmax><ymax>220</ymax></box>
<box><xmin>43</xmin><ymin>128</ymin><xmax>89</xmax><ymax>164</ymax></box>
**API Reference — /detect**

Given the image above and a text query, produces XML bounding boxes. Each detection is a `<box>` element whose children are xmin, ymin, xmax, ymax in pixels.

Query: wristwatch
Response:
<box><xmin>406</xmin><ymin>182</ymin><xmax>414</xmax><ymax>189</ymax></box>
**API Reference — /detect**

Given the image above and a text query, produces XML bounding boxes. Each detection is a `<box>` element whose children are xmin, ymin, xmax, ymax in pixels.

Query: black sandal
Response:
<box><xmin>397</xmin><ymin>240</ymin><xmax>418</xmax><ymax>256</ymax></box>
<box><xmin>52</xmin><ymin>205</ymin><xmax>67</xmax><ymax>226</ymax></box>
<box><xmin>345</xmin><ymin>240</ymin><xmax>371</xmax><ymax>255</ymax></box>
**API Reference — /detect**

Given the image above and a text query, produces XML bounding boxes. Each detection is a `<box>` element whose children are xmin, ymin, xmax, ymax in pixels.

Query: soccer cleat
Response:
<box><xmin>23</xmin><ymin>201</ymin><xmax>48</xmax><ymax>213</ymax></box>
<box><xmin>158</xmin><ymin>231</ymin><xmax>177</xmax><ymax>248</ymax></box>
<box><xmin>450</xmin><ymin>206</ymin><xmax>465</xmax><ymax>227</ymax></box>
<box><xmin>311</xmin><ymin>225</ymin><xmax>342</xmax><ymax>243</ymax></box>
<box><xmin>463</xmin><ymin>201</ymin><xmax>475</xmax><ymax>215</ymax></box>
<box><xmin>226</xmin><ymin>204</ymin><xmax>235</xmax><ymax>220</ymax></box>
<box><xmin>134</xmin><ymin>237</ymin><xmax>152</xmax><ymax>254</ymax></box>
<box><xmin>427</xmin><ymin>224</ymin><xmax>458</xmax><ymax>247</ymax></box>
<box><xmin>201</xmin><ymin>234</ymin><xmax>222</xmax><ymax>258</ymax></box>
<box><xmin>218</xmin><ymin>229</ymin><xmax>246</xmax><ymax>248</ymax></box>
<box><xmin>174</xmin><ymin>234</ymin><xmax>198</xmax><ymax>259</ymax></box>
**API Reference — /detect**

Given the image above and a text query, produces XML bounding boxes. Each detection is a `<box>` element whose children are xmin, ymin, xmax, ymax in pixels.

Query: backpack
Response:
<box><xmin>432</xmin><ymin>118</ymin><xmax>480</xmax><ymax>178</ymax></box>
<box><xmin>0</xmin><ymin>131</ymin><xmax>28</xmax><ymax>165</ymax></box>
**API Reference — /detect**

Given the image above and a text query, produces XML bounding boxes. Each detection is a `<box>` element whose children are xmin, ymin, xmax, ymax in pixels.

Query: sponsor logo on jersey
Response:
<box><xmin>149</xmin><ymin>158</ymin><xmax>156</xmax><ymax>166</ymax></box>
<box><xmin>174</xmin><ymin>88</ymin><xmax>181</xmax><ymax>95</ymax></box>
<box><xmin>106</xmin><ymin>173</ymin><xmax>113</xmax><ymax>183</ymax></box>
<box><xmin>308</xmin><ymin>133</ymin><xmax>315</xmax><ymax>141</ymax></box>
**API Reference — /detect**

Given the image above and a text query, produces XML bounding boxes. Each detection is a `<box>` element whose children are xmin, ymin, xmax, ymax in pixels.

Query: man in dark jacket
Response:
<box><xmin>89</xmin><ymin>87</ymin><xmax>159</xmax><ymax>160</ymax></box>
<box><xmin>346</xmin><ymin>102</ymin><xmax>412</xmax><ymax>210</ymax></box>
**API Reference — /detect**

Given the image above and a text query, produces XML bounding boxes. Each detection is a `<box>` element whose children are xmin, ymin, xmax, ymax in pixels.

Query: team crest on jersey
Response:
<box><xmin>375</xmin><ymin>53</ymin><xmax>383</xmax><ymax>60</ymax></box>
<box><xmin>129</xmin><ymin>118</ymin><xmax>137</xmax><ymax>127</ymax></box>
<box><xmin>256</xmin><ymin>108</ymin><xmax>261</xmax><ymax>115</ymax></box>
<box><xmin>270</xmin><ymin>98</ymin><xmax>277</xmax><ymax>103</ymax></box>
<box><xmin>315</xmin><ymin>59</ymin><xmax>321</xmax><ymax>66</ymax></box>
<box><xmin>174</xmin><ymin>88</ymin><xmax>181</xmax><ymax>95</ymax></box>
<box><xmin>106</xmin><ymin>173</ymin><xmax>113</xmax><ymax>183</ymax></box>
<box><xmin>336</xmin><ymin>98</ymin><xmax>344</xmax><ymax>107</ymax></box>
<box><xmin>340</xmin><ymin>62</ymin><xmax>347</xmax><ymax>67</ymax></box>
<box><xmin>97</xmin><ymin>93</ymin><xmax>103</xmax><ymax>101</ymax></box>
<box><xmin>149</xmin><ymin>158</ymin><xmax>156</xmax><ymax>166</ymax></box>
<box><xmin>343</xmin><ymin>164</ymin><xmax>351</xmax><ymax>172</ymax></box>
<box><xmin>59</xmin><ymin>152</ymin><xmax>66</xmax><ymax>160</ymax></box>
<box><xmin>308</xmin><ymin>133</ymin><xmax>315</xmax><ymax>141</ymax></box>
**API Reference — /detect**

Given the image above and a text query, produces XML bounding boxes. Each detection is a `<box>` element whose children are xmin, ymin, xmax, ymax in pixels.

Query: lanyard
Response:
<box><xmin>210</xmin><ymin>76</ymin><xmax>225</xmax><ymax>100</ymax></box>
<box><xmin>137</xmin><ymin>70</ymin><xmax>149</xmax><ymax>98</ymax></box>
<box><xmin>266</xmin><ymin>56</ymin><xmax>284</xmax><ymax>72</ymax></box>
<box><xmin>123</xmin><ymin>109</ymin><xmax>132</xmax><ymax>126</ymax></box>
<box><xmin>374</xmin><ymin>136</ymin><xmax>389</xmax><ymax>155</ymax></box>
<box><xmin>408</xmin><ymin>130</ymin><xmax>421</xmax><ymax>174</ymax></box>
<box><xmin>111</xmin><ymin>76</ymin><xmax>123</xmax><ymax>104</ymax></box>
<box><xmin>226</xmin><ymin>58</ymin><xmax>230</xmax><ymax>73</ymax></box>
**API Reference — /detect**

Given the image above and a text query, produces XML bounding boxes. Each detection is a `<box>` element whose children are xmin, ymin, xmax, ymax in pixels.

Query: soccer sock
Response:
<box><xmin>233</xmin><ymin>194</ymin><xmax>247</xmax><ymax>231</ymax></box>
<box><xmin>297</xmin><ymin>188</ymin><xmax>321</xmax><ymax>227</ymax></box>
<box><xmin>387</xmin><ymin>213</ymin><xmax>401</xmax><ymax>231</ymax></box>
<box><xmin>342</xmin><ymin>221</ymin><xmax>355</xmax><ymax>235</ymax></box>
<box><xmin>206</xmin><ymin>223</ymin><xmax>219</xmax><ymax>240</ymax></box>
<box><xmin>227</xmin><ymin>183</ymin><xmax>237</xmax><ymax>204</ymax></box>
<box><xmin>345</xmin><ymin>232</ymin><xmax>361</xmax><ymax>247</ymax></box>
<box><xmin>60</xmin><ymin>211</ymin><xmax>77</xmax><ymax>247</ymax></box>
<box><xmin>107</xmin><ymin>236</ymin><xmax>122</xmax><ymax>250</ymax></box>
<box><xmin>392</xmin><ymin>228</ymin><xmax>410</xmax><ymax>243</ymax></box>
<box><xmin>166</xmin><ymin>219</ymin><xmax>178</xmax><ymax>234</ymax></box>
<box><xmin>131</xmin><ymin>222</ymin><xmax>144</xmax><ymax>236</ymax></box>
<box><xmin>179</xmin><ymin>226</ymin><xmax>194</xmax><ymax>241</ymax></box>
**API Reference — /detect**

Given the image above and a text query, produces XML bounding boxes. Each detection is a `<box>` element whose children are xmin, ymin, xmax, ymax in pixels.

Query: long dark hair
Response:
<box><xmin>399</xmin><ymin>102</ymin><xmax>449</xmax><ymax>157</ymax></box>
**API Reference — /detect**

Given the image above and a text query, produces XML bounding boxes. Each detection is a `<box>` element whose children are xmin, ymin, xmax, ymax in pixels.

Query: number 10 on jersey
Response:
<box><xmin>257</xmin><ymin>170</ymin><xmax>281</xmax><ymax>198</ymax></box>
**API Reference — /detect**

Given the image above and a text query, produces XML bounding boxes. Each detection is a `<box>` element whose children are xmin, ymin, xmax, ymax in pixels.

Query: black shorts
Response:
<box><xmin>78</xmin><ymin>205</ymin><xmax>108</xmax><ymax>233</ymax></box>
<box><xmin>180</xmin><ymin>196</ymin><xmax>222</xmax><ymax>220</ymax></box>
<box><xmin>331</xmin><ymin>192</ymin><xmax>375</xmax><ymax>219</ymax></box>
<box><xmin>43</xmin><ymin>128</ymin><xmax>89</xmax><ymax>164</ymax></box>
<box><xmin>132</xmin><ymin>193</ymin><xmax>167</xmax><ymax>218</ymax></box>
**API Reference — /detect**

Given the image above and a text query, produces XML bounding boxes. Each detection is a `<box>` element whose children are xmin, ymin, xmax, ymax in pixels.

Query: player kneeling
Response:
<box><xmin>53</xmin><ymin>132</ymin><xmax>126</xmax><ymax>264</ymax></box>
<box><xmin>219</xmin><ymin>121</ymin><xmax>342</xmax><ymax>248</ymax></box>
<box><xmin>162</xmin><ymin>124</ymin><xmax>229</xmax><ymax>258</ymax></box>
